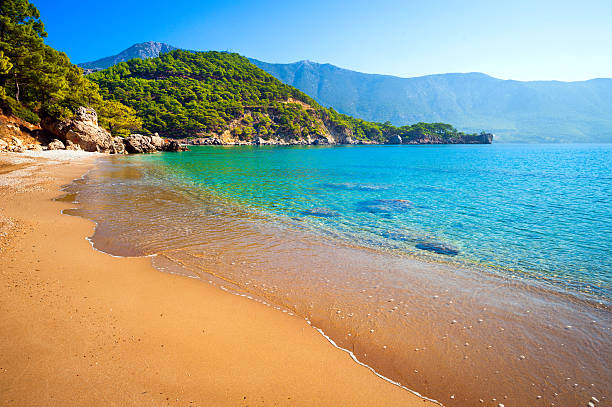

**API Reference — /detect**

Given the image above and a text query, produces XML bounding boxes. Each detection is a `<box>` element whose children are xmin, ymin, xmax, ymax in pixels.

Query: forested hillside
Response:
<box><xmin>89</xmin><ymin>50</ymin><xmax>487</xmax><ymax>144</ymax></box>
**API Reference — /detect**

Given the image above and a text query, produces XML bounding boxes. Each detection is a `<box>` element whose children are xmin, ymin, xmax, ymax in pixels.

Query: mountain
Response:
<box><xmin>81</xmin><ymin>42</ymin><xmax>612</xmax><ymax>143</ymax></box>
<box><xmin>249</xmin><ymin>60</ymin><xmax>612</xmax><ymax>143</ymax></box>
<box><xmin>78</xmin><ymin>41</ymin><xmax>178</xmax><ymax>70</ymax></box>
<box><xmin>88</xmin><ymin>50</ymin><xmax>487</xmax><ymax>144</ymax></box>
<box><xmin>251</xmin><ymin>59</ymin><xmax>612</xmax><ymax>142</ymax></box>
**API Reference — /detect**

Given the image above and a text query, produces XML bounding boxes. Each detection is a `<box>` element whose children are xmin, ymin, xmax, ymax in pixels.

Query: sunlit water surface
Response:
<box><xmin>65</xmin><ymin>144</ymin><xmax>611</xmax><ymax>406</ymax></box>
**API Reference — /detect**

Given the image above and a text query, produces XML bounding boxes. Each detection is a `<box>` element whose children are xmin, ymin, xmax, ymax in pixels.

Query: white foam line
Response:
<box><xmin>310</xmin><ymin>324</ymin><xmax>444</xmax><ymax>406</ymax></box>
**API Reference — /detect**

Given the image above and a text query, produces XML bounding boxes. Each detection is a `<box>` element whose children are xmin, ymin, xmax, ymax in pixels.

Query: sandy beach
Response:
<box><xmin>0</xmin><ymin>152</ymin><xmax>435</xmax><ymax>406</ymax></box>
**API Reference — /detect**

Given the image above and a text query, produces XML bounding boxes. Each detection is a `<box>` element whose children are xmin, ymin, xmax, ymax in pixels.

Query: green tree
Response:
<box><xmin>96</xmin><ymin>99</ymin><xmax>143</xmax><ymax>137</ymax></box>
<box><xmin>0</xmin><ymin>0</ymin><xmax>141</xmax><ymax>130</ymax></box>
<box><xmin>0</xmin><ymin>0</ymin><xmax>46</xmax><ymax>102</ymax></box>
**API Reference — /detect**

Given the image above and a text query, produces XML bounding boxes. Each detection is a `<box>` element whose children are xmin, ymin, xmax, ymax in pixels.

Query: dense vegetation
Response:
<box><xmin>89</xmin><ymin>50</ymin><xmax>332</xmax><ymax>140</ymax></box>
<box><xmin>327</xmin><ymin>108</ymin><xmax>483</xmax><ymax>143</ymax></box>
<box><xmin>0</xmin><ymin>0</ymin><xmax>141</xmax><ymax>136</ymax></box>
<box><xmin>90</xmin><ymin>49</ymin><xmax>480</xmax><ymax>142</ymax></box>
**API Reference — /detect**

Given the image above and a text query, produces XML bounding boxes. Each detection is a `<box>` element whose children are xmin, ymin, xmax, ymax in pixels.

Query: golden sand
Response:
<box><xmin>0</xmin><ymin>153</ymin><xmax>434</xmax><ymax>406</ymax></box>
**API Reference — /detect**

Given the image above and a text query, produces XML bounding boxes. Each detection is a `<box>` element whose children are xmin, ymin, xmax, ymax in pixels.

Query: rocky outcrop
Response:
<box><xmin>124</xmin><ymin>134</ymin><xmax>162</xmax><ymax>153</ymax></box>
<box><xmin>389</xmin><ymin>135</ymin><xmax>402</xmax><ymax>144</ymax></box>
<box><xmin>41</xmin><ymin>107</ymin><xmax>114</xmax><ymax>152</ymax></box>
<box><xmin>403</xmin><ymin>133</ymin><xmax>494</xmax><ymax>145</ymax></box>
<box><xmin>47</xmin><ymin>139</ymin><xmax>65</xmax><ymax>150</ymax></box>
<box><xmin>123</xmin><ymin>133</ymin><xmax>188</xmax><ymax>153</ymax></box>
<box><xmin>111</xmin><ymin>137</ymin><xmax>126</xmax><ymax>154</ymax></box>
<box><xmin>37</xmin><ymin>108</ymin><xmax>188</xmax><ymax>154</ymax></box>
<box><xmin>0</xmin><ymin>111</ymin><xmax>44</xmax><ymax>152</ymax></box>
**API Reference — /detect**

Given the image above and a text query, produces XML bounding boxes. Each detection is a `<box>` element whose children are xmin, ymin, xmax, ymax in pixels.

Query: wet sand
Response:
<box><xmin>0</xmin><ymin>153</ymin><xmax>434</xmax><ymax>406</ymax></box>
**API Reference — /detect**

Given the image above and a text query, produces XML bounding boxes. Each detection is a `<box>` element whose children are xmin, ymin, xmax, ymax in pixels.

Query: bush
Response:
<box><xmin>0</xmin><ymin>96</ymin><xmax>40</xmax><ymax>124</ymax></box>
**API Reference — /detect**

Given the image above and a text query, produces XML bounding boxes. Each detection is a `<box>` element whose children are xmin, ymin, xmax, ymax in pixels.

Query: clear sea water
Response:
<box><xmin>139</xmin><ymin>143</ymin><xmax>611</xmax><ymax>302</ymax></box>
<box><xmin>66</xmin><ymin>143</ymin><xmax>612</xmax><ymax>406</ymax></box>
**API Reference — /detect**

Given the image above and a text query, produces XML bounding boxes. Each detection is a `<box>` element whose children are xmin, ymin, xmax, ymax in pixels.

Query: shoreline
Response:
<box><xmin>0</xmin><ymin>152</ymin><xmax>435</xmax><ymax>405</ymax></box>
<box><xmin>67</xmin><ymin>150</ymin><xmax>610</xmax><ymax>406</ymax></box>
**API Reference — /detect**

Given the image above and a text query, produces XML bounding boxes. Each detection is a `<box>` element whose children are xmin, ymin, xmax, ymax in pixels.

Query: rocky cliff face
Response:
<box><xmin>78</xmin><ymin>42</ymin><xmax>178</xmax><ymax>71</ymax></box>
<box><xmin>404</xmin><ymin>133</ymin><xmax>494</xmax><ymax>145</ymax></box>
<box><xmin>0</xmin><ymin>110</ymin><xmax>44</xmax><ymax>152</ymax></box>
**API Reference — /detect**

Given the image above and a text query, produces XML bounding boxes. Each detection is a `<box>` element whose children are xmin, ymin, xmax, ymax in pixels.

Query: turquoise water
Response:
<box><xmin>67</xmin><ymin>143</ymin><xmax>612</xmax><ymax>406</ymax></box>
<box><xmin>121</xmin><ymin>144</ymin><xmax>611</xmax><ymax>301</ymax></box>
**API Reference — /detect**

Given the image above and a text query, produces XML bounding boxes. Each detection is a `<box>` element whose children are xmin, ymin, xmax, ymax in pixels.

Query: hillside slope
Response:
<box><xmin>250</xmin><ymin>59</ymin><xmax>612</xmax><ymax>143</ymax></box>
<box><xmin>89</xmin><ymin>50</ymin><xmax>488</xmax><ymax>145</ymax></box>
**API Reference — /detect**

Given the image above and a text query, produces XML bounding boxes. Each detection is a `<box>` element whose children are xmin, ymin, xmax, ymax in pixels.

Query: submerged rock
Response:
<box><xmin>323</xmin><ymin>182</ymin><xmax>387</xmax><ymax>191</ymax></box>
<box><xmin>415</xmin><ymin>242</ymin><xmax>459</xmax><ymax>256</ymax></box>
<box><xmin>301</xmin><ymin>208</ymin><xmax>339</xmax><ymax>218</ymax></box>
<box><xmin>356</xmin><ymin>199</ymin><xmax>413</xmax><ymax>214</ymax></box>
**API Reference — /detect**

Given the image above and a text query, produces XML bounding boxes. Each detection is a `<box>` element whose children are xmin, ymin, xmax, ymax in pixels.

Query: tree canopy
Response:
<box><xmin>0</xmin><ymin>0</ymin><xmax>140</xmax><ymax>136</ymax></box>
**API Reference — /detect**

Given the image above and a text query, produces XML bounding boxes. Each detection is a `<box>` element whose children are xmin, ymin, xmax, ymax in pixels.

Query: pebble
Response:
<box><xmin>478</xmin><ymin>318</ymin><xmax>484</xmax><ymax>323</ymax></box>
<box><xmin>519</xmin><ymin>355</ymin><xmax>526</xmax><ymax>360</ymax></box>
<box><xmin>369</xmin><ymin>329</ymin><xmax>374</xmax><ymax>333</ymax></box>
<box><xmin>536</xmin><ymin>395</ymin><xmax>542</xmax><ymax>399</ymax></box>
<box><xmin>592</xmin><ymin>397</ymin><xmax>600</xmax><ymax>403</ymax></box>
<box><xmin>451</xmin><ymin>320</ymin><xmax>457</xmax><ymax>324</ymax></box>
<box><xmin>588</xmin><ymin>402</ymin><xmax>595</xmax><ymax>407</ymax></box>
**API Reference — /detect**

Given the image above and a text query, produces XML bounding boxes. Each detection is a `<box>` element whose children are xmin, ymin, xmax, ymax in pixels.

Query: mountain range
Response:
<box><xmin>79</xmin><ymin>42</ymin><xmax>612</xmax><ymax>143</ymax></box>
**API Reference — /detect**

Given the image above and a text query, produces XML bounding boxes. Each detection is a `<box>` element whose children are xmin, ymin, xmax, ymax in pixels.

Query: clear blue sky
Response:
<box><xmin>34</xmin><ymin>0</ymin><xmax>611</xmax><ymax>81</ymax></box>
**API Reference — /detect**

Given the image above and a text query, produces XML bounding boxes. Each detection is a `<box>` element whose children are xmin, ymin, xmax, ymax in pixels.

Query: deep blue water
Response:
<box><xmin>135</xmin><ymin>144</ymin><xmax>611</xmax><ymax>301</ymax></box>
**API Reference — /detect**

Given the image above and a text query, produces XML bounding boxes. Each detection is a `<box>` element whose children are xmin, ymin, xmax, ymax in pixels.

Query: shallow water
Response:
<box><xmin>65</xmin><ymin>144</ymin><xmax>611</xmax><ymax>406</ymax></box>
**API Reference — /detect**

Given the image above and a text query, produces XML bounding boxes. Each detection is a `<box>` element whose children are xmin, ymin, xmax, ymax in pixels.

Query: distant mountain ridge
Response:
<box><xmin>79</xmin><ymin>42</ymin><xmax>612</xmax><ymax>142</ymax></box>
<box><xmin>78</xmin><ymin>41</ymin><xmax>178</xmax><ymax>70</ymax></box>
<box><xmin>249</xmin><ymin>59</ymin><xmax>612</xmax><ymax>143</ymax></box>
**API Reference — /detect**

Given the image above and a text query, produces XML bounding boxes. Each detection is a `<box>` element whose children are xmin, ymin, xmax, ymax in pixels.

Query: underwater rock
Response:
<box><xmin>301</xmin><ymin>208</ymin><xmax>339</xmax><ymax>218</ymax></box>
<box><xmin>415</xmin><ymin>242</ymin><xmax>459</xmax><ymax>256</ymax></box>
<box><xmin>356</xmin><ymin>199</ymin><xmax>412</xmax><ymax>214</ymax></box>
